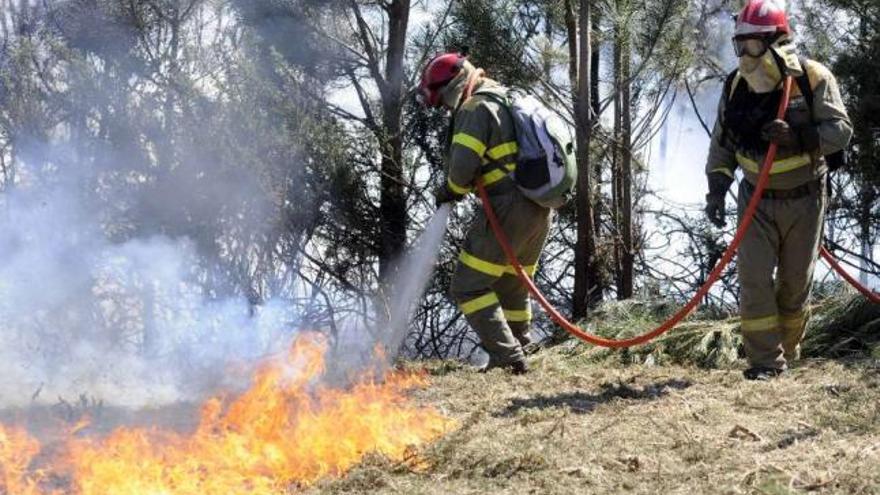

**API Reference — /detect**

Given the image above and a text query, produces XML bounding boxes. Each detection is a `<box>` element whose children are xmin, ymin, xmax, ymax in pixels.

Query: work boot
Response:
<box><xmin>743</xmin><ymin>367</ymin><xmax>784</xmax><ymax>381</ymax></box>
<box><xmin>479</xmin><ymin>358</ymin><xmax>529</xmax><ymax>375</ymax></box>
<box><xmin>521</xmin><ymin>341</ymin><xmax>542</xmax><ymax>356</ymax></box>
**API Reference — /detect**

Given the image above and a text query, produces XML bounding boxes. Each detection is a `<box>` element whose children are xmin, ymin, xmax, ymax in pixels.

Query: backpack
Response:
<box><xmin>722</xmin><ymin>58</ymin><xmax>846</xmax><ymax>171</ymax></box>
<box><xmin>476</xmin><ymin>89</ymin><xmax>578</xmax><ymax>209</ymax></box>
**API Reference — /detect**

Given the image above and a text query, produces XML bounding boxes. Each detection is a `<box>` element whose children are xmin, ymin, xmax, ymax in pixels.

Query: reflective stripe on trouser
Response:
<box><xmin>780</xmin><ymin>308</ymin><xmax>810</xmax><ymax>362</ymax></box>
<box><xmin>452</xmin><ymin>189</ymin><xmax>551</xmax><ymax>364</ymax></box>
<box><xmin>737</xmin><ymin>178</ymin><xmax>825</xmax><ymax>369</ymax></box>
<box><xmin>497</xmin><ymin>274</ymin><xmax>534</xmax><ymax>347</ymax></box>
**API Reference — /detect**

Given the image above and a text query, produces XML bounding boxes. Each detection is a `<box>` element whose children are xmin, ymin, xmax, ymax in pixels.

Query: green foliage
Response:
<box><xmin>802</xmin><ymin>293</ymin><xmax>880</xmax><ymax>358</ymax></box>
<box><xmin>566</xmin><ymin>292</ymin><xmax>880</xmax><ymax>368</ymax></box>
<box><xmin>442</xmin><ymin>0</ymin><xmax>546</xmax><ymax>88</ymax></box>
<box><xmin>574</xmin><ymin>299</ymin><xmax>742</xmax><ymax>368</ymax></box>
<box><xmin>800</xmin><ymin>0</ymin><xmax>879</xmax><ymax>262</ymax></box>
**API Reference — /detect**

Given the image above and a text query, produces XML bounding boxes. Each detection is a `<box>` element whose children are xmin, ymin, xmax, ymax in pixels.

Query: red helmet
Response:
<box><xmin>734</xmin><ymin>0</ymin><xmax>791</xmax><ymax>38</ymax></box>
<box><xmin>419</xmin><ymin>52</ymin><xmax>467</xmax><ymax>108</ymax></box>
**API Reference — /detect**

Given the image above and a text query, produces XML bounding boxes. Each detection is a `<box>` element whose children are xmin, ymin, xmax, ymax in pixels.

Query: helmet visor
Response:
<box><xmin>733</xmin><ymin>36</ymin><xmax>770</xmax><ymax>58</ymax></box>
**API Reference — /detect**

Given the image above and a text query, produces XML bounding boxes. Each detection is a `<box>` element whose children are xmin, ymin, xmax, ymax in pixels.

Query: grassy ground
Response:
<box><xmin>307</xmin><ymin>296</ymin><xmax>880</xmax><ymax>495</ymax></box>
<box><xmin>307</xmin><ymin>354</ymin><xmax>880</xmax><ymax>495</ymax></box>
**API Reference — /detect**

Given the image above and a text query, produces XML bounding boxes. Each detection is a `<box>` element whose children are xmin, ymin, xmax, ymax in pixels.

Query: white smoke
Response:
<box><xmin>0</xmin><ymin>177</ymin><xmax>295</xmax><ymax>408</ymax></box>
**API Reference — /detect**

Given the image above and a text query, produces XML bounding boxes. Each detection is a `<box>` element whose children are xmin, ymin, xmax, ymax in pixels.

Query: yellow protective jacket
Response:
<box><xmin>445</xmin><ymin>79</ymin><xmax>519</xmax><ymax>196</ymax></box>
<box><xmin>705</xmin><ymin>59</ymin><xmax>853</xmax><ymax>190</ymax></box>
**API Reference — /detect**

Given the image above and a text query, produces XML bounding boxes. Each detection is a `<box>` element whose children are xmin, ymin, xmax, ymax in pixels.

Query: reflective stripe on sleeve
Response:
<box><xmin>711</xmin><ymin>167</ymin><xmax>735</xmax><ymax>179</ymax></box>
<box><xmin>447</xmin><ymin>177</ymin><xmax>472</xmax><ymax>195</ymax></box>
<box><xmin>452</xmin><ymin>133</ymin><xmax>487</xmax><ymax>157</ymax></box>
<box><xmin>481</xmin><ymin>163</ymin><xmax>516</xmax><ymax>186</ymax></box>
<box><xmin>503</xmin><ymin>307</ymin><xmax>532</xmax><ymax>322</ymax></box>
<box><xmin>740</xmin><ymin>314</ymin><xmax>779</xmax><ymax>332</ymax></box>
<box><xmin>459</xmin><ymin>292</ymin><xmax>500</xmax><ymax>315</ymax></box>
<box><xmin>736</xmin><ymin>152</ymin><xmax>811</xmax><ymax>175</ymax></box>
<box><xmin>487</xmin><ymin>141</ymin><xmax>518</xmax><ymax>160</ymax></box>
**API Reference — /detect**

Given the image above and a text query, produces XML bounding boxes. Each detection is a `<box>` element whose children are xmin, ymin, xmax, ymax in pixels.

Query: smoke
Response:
<box><xmin>0</xmin><ymin>171</ymin><xmax>296</xmax><ymax>408</ymax></box>
<box><xmin>0</xmin><ymin>2</ymin><xmax>341</xmax><ymax>410</ymax></box>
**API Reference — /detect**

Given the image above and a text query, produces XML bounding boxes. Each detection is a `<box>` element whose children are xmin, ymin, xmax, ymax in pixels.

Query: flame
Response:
<box><xmin>0</xmin><ymin>334</ymin><xmax>453</xmax><ymax>494</ymax></box>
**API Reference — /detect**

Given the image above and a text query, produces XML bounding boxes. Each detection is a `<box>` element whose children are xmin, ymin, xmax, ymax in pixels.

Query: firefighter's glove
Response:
<box><xmin>761</xmin><ymin>119</ymin><xmax>798</xmax><ymax>148</ymax></box>
<box><xmin>433</xmin><ymin>185</ymin><xmax>463</xmax><ymax>208</ymax></box>
<box><xmin>704</xmin><ymin>194</ymin><xmax>727</xmax><ymax>228</ymax></box>
<box><xmin>704</xmin><ymin>172</ymin><xmax>733</xmax><ymax>228</ymax></box>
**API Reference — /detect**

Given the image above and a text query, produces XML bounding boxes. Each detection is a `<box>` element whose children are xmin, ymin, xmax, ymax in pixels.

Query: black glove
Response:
<box><xmin>762</xmin><ymin>119</ymin><xmax>821</xmax><ymax>152</ymax></box>
<box><xmin>704</xmin><ymin>194</ymin><xmax>727</xmax><ymax>228</ymax></box>
<box><xmin>761</xmin><ymin>119</ymin><xmax>798</xmax><ymax>148</ymax></box>
<box><xmin>705</xmin><ymin>172</ymin><xmax>733</xmax><ymax>228</ymax></box>
<box><xmin>433</xmin><ymin>185</ymin><xmax>463</xmax><ymax>208</ymax></box>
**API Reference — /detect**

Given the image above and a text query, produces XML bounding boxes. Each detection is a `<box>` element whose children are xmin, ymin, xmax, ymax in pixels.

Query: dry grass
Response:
<box><xmin>306</xmin><ymin>296</ymin><xmax>880</xmax><ymax>495</ymax></box>
<box><xmin>308</xmin><ymin>354</ymin><xmax>880</xmax><ymax>494</ymax></box>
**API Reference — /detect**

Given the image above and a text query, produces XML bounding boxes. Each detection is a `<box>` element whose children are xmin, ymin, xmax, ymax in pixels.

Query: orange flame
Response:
<box><xmin>0</xmin><ymin>334</ymin><xmax>453</xmax><ymax>494</ymax></box>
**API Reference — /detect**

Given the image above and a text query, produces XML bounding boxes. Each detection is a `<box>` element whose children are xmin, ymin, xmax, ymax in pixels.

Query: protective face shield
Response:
<box><xmin>739</xmin><ymin>50</ymin><xmax>783</xmax><ymax>93</ymax></box>
<box><xmin>732</xmin><ymin>35</ymin><xmax>771</xmax><ymax>58</ymax></box>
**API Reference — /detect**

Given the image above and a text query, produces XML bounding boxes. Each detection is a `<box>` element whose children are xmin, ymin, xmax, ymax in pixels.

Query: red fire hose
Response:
<box><xmin>478</xmin><ymin>75</ymin><xmax>878</xmax><ymax>348</ymax></box>
<box><xmin>820</xmin><ymin>246</ymin><xmax>880</xmax><ymax>304</ymax></box>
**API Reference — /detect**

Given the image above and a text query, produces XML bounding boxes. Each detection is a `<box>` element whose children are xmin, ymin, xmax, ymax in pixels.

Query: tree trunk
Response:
<box><xmin>377</xmin><ymin>0</ymin><xmax>410</xmax><ymax>283</ymax></box>
<box><xmin>612</xmin><ymin>24</ymin><xmax>622</xmax><ymax>295</ymax></box>
<box><xmin>611</xmin><ymin>0</ymin><xmax>633</xmax><ymax>300</ymax></box>
<box><xmin>564</xmin><ymin>0</ymin><xmax>578</xmax><ymax>85</ymax></box>
<box><xmin>590</xmin><ymin>9</ymin><xmax>602</xmax><ymax>203</ymax></box>
<box><xmin>572</xmin><ymin>0</ymin><xmax>602</xmax><ymax>319</ymax></box>
<box><xmin>162</xmin><ymin>6</ymin><xmax>181</xmax><ymax>168</ymax></box>
<box><xmin>590</xmin><ymin>13</ymin><xmax>601</xmax><ymax>120</ymax></box>
<box><xmin>620</xmin><ymin>37</ymin><xmax>634</xmax><ymax>299</ymax></box>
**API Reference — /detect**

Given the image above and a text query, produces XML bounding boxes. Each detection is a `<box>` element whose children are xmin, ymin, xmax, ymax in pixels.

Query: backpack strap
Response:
<box><xmin>472</xmin><ymin>88</ymin><xmax>511</xmax><ymax>109</ymax></box>
<box><xmin>794</xmin><ymin>57</ymin><xmax>847</xmax><ymax>171</ymax></box>
<box><xmin>794</xmin><ymin>56</ymin><xmax>814</xmax><ymax>123</ymax></box>
<box><xmin>723</xmin><ymin>69</ymin><xmax>740</xmax><ymax>101</ymax></box>
<box><xmin>719</xmin><ymin>69</ymin><xmax>740</xmax><ymax>147</ymax></box>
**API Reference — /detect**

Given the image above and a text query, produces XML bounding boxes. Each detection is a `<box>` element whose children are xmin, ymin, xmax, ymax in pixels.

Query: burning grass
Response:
<box><xmin>0</xmin><ymin>334</ymin><xmax>454</xmax><ymax>494</ymax></box>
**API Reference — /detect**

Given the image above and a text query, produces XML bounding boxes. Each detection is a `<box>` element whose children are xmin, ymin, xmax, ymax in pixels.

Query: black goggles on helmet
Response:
<box><xmin>732</xmin><ymin>35</ymin><xmax>771</xmax><ymax>58</ymax></box>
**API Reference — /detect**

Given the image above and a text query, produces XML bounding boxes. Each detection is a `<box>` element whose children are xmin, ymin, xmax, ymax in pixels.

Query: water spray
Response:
<box><xmin>384</xmin><ymin>203</ymin><xmax>451</xmax><ymax>357</ymax></box>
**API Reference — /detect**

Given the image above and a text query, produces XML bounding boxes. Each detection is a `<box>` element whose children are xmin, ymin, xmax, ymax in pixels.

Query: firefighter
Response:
<box><xmin>704</xmin><ymin>0</ymin><xmax>852</xmax><ymax>380</ymax></box>
<box><xmin>419</xmin><ymin>52</ymin><xmax>551</xmax><ymax>374</ymax></box>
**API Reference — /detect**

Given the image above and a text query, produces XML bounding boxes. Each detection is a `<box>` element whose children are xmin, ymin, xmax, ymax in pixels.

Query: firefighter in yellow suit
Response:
<box><xmin>419</xmin><ymin>52</ymin><xmax>551</xmax><ymax>374</ymax></box>
<box><xmin>704</xmin><ymin>0</ymin><xmax>852</xmax><ymax>380</ymax></box>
